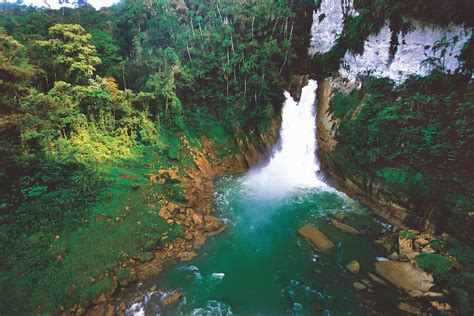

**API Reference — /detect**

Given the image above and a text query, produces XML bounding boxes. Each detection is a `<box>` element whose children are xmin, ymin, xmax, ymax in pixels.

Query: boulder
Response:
<box><xmin>346</xmin><ymin>260</ymin><xmax>361</xmax><ymax>274</ymax></box>
<box><xmin>298</xmin><ymin>225</ymin><xmax>335</xmax><ymax>254</ymax></box>
<box><xmin>203</xmin><ymin>215</ymin><xmax>224</xmax><ymax>232</ymax></box>
<box><xmin>162</xmin><ymin>292</ymin><xmax>183</xmax><ymax>308</ymax></box>
<box><xmin>330</xmin><ymin>219</ymin><xmax>361</xmax><ymax>235</ymax></box>
<box><xmin>353</xmin><ymin>282</ymin><xmax>366</xmax><ymax>290</ymax></box>
<box><xmin>177</xmin><ymin>251</ymin><xmax>197</xmax><ymax>262</ymax></box>
<box><xmin>374</xmin><ymin>261</ymin><xmax>434</xmax><ymax>293</ymax></box>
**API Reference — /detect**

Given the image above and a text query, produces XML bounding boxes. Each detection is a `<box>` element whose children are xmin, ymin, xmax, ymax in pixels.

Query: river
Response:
<box><xmin>123</xmin><ymin>81</ymin><xmax>400</xmax><ymax>315</ymax></box>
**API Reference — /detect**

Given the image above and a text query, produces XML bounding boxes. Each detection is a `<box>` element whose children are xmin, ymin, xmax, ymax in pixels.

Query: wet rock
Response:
<box><xmin>298</xmin><ymin>224</ymin><xmax>335</xmax><ymax>254</ymax></box>
<box><xmin>177</xmin><ymin>251</ymin><xmax>197</xmax><ymax>262</ymax></box>
<box><xmin>332</xmin><ymin>213</ymin><xmax>346</xmax><ymax>222</ymax></box>
<box><xmin>346</xmin><ymin>260</ymin><xmax>361</xmax><ymax>274</ymax></box>
<box><xmin>398</xmin><ymin>302</ymin><xmax>423</xmax><ymax>315</ymax></box>
<box><xmin>184</xmin><ymin>232</ymin><xmax>194</xmax><ymax>240</ymax></box>
<box><xmin>92</xmin><ymin>279</ymin><xmax>118</xmax><ymax>305</ymax></box>
<box><xmin>423</xmin><ymin>291</ymin><xmax>443</xmax><ymax>299</ymax></box>
<box><xmin>193</xmin><ymin>235</ymin><xmax>206</xmax><ymax>249</ymax></box>
<box><xmin>288</xmin><ymin>75</ymin><xmax>309</xmax><ymax>101</ymax></box>
<box><xmin>330</xmin><ymin>219</ymin><xmax>361</xmax><ymax>235</ymax></box>
<box><xmin>162</xmin><ymin>291</ymin><xmax>183</xmax><ymax>308</ymax></box>
<box><xmin>203</xmin><ymin>215</ymin><xmax>225</xmax><ymax>231</ymax></box>
<box><xmin>430</xmin><ymin>301</ymin><xmax>451</xmax><ymax>313</ymax></box>
<box><xmin>368</xmin><ymin>272</ymin><xmax>386</xmax><ymax>286</ymax></box>
<box><xmin>150</xmin><ymin>285</ymin><xmax>157</xmax><ymax>292</ymax></box>
<box><xmin>374</xmin><ymin>261</ymin><xmax>434</xmax><ymax>293</ymax></box>
<box><xmin>353</xmin><ymin>282</ymin><xmax>367</xmax><ymax>290</ymax></box>
<box><xmin>205</xmin><ymin>224</ymin><xmax>228</xmax><ymax>237</ymax></box>
<box><xmin>133</xmin><ymin>295</ymin><xmax>144</xmax><ymax>303</ymax></box>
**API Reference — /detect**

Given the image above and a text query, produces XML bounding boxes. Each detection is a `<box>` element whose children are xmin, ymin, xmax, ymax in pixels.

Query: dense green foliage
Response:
<box><xmin>0</xmin><ymin>1</ymin><xmax>309</xmax><ymax>313</ymax></box>
<box><xmin>329</xmin><ymin>73</ymin><xmax>474</xmax><ymax>242</ymax></box>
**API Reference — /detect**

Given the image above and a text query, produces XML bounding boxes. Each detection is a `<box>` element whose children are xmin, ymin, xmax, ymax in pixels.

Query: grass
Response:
<box><xmin>0</xmin><ymin>148</ymin><xmax>183</xmax><ymax>314</ymax></box>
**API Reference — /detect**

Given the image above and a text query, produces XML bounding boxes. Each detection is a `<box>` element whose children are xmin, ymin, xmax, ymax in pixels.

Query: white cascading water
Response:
<box><xmin>245</xmin><ymin>80</ymin><xmax>327</xmax><ymax>197</ymax></box>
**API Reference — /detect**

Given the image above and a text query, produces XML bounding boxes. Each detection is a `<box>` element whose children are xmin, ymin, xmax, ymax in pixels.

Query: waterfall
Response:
<box><xmin>245</xmin><ymin>80</ymin><xmax>326</xmax><ymax>197</ymax></box>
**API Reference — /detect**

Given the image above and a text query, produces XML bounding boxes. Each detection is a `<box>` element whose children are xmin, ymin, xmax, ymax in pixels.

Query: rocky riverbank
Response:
<box><xmin>80</xmin><ymin>122</ymin><xmax>280</xmax><ymax>315</ymax></box>
<box><xmin>298</xmin><ymin>213</ymin><xmax>472</xmax><ymax>315</ymax></box>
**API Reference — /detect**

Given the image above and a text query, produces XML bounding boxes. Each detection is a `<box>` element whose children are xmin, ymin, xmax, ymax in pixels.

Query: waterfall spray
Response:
<box><xmin>245</xmin><ymin>80</ymin><xmax>327</xmax><ymax>197</ymax></box>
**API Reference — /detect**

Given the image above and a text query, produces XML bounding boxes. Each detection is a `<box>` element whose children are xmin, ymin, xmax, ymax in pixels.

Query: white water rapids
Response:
<box><xmin>245</xmin><ymin>80</ymin><xmax>327</xmax><ymax>197</ymax></box>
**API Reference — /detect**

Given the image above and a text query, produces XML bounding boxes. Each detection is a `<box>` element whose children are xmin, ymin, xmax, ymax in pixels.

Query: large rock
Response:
<box><xmin>330</xmin><ymin>219</ymin><xmax>361</xmax><ymax>235</ymax></box>
<box><xmin>203</xmin><ymin>215</ymin><xmax>224</xmax><ymax>232</ymax></box>
<box><xmin>298</xmin><ymin>225</ymin><xmax>335</xmax><ymax>254</ymax></box>
<box><xmin>346</xmin><ymin>260</ymin><xmax>360</xmax><ymax>274</ymax></box>
<box><xmin>374</xmin><ymin>261</ymin><xmax>434</xmax><ymax>293</ymax></box>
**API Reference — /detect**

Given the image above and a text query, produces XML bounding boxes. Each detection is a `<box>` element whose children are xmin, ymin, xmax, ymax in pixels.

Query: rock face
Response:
<box><xmin>310</xmin><ymin>0</ymin><xmax>471</xmax><ymax>83</ymax></box>
<box><xmin>374</xmin><ymin>261</ymin><xmax>434</xmax><ymax>293</ymax></box>
<box><xmin>298</xmin><ymin>225</ymin><xmax>335</xmax><ymax>254</ymax></box>
<box><xmin>288</xmin><ymin>75</ymin><xmax>309</xmax><ymax>101</ymax></box>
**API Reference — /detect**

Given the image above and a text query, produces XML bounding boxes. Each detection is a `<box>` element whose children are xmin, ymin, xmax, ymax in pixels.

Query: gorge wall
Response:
<box><xmin>309</xmin><ymin>0</ymin><xmax>473</xmax><ymax>235</ymax></box>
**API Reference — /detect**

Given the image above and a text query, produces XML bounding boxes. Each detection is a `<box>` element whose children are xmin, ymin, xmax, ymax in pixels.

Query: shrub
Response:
<box><xmin>415</xmin><ymin>253</ymin><xmax>453</xmax><ymax>282</ymax></box>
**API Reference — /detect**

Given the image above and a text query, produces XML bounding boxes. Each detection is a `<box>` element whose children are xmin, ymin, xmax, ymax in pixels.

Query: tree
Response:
<box><xmin>36</xmin><ymin>24</ymin><xmax>101</xmax><ymax>85</ymax></box>
<box><xmin>0</xmin><ymin>28</ymin><xmax>37</xmax><ymax>114</ymax></box>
